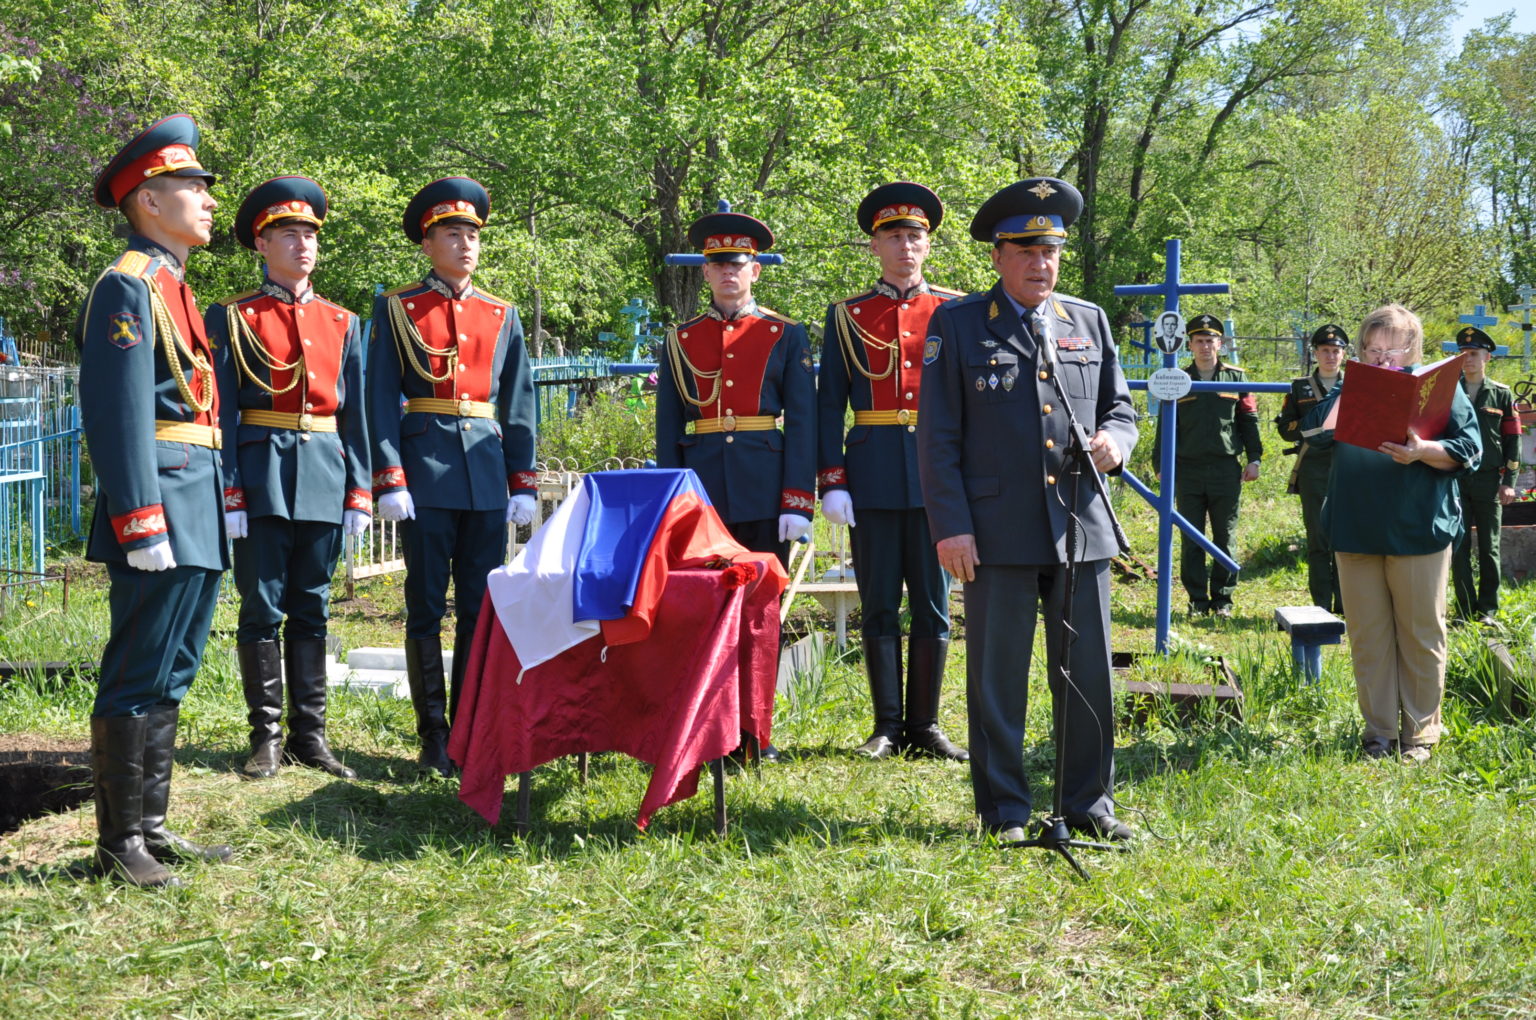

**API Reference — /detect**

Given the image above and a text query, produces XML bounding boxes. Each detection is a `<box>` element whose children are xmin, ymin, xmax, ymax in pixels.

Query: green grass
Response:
<box><xmin>5</xmin><ymin>367</ymin><xmax>1536</xmax><ymax>1017</ymax></box>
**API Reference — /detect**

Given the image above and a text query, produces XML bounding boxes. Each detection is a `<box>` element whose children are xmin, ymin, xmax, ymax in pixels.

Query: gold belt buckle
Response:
<box><xmin>896</xmin><ymin>409</ymin><xmax>910</xmax><ymax>425</ymax></box>
<box><xmin>298</xmin><ymin>412</ymin><xmax>314</xmax><ymax>432</ymax></box>
<box><xmin>457</xmin><ymin>397</ymin><xmax>473</xmax><ymax>417</ymax></box>
<box><xmin>721</xmin><ymin>414</ymin><xmax>737</xmax><ymax>433</ymax></box>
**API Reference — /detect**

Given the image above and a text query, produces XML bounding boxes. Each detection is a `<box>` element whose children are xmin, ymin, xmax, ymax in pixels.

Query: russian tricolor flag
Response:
<box><xmin>487</xmin><ymin>469</ymin><xmax>786</xmax><ymax>674</ymax></box>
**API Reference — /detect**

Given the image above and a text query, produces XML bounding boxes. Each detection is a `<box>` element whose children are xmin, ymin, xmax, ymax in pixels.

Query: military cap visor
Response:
<box><xmin>93</xmin><ymin>113</ymin><xmax>217</xmax><ymax>210</ymax></box>
<box><xmin>403</xmin><ymin>177</ymin><xmax>491</xmax><ymax>243</ymax></box>
<box><xmin>1310</xmin><ymin>324</ymin><xmax>1348</xmax><ymax>347</ymax></box>
<box><xmin>1456</xmin><ymin>326</ymin><xmax>1496</xmax><ymax>352</ymax></box>
<box><xmin>970</xmin><ymin>177</ymin><xmax>1083</xmax><ymax>245</ymax></box>
<box><xmin>235</xmin><ymin>176</ymin><xmax>328</xmax><ymax>250</ymax></box>
<box><xmin>858</xmin><ymin>182</ymin><xmax>943</xmax><ymax>235</ymax></box>
<box><xmin>1186</xmin><ymin>314</ymin><xmax>1224</xmax><ymax>336</ymax></box>
<box><xmin>688</xmin><ymin>211</ymin><xmax>775</xmax><ymax>260</ymax></box>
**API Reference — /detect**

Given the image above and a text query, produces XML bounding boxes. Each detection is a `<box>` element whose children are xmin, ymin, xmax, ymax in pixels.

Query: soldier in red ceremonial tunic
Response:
<box><xmin>655</xmin><ymin>210</ymin><xmax>816</xmax><ymax>762</ymax></box>
<box><xmin>817</xmin><ymin>183</ymin><xmax>968</xmax><ymax>762</ymax></box>
<box><xmin>208</xmin><ymin>177</ymin><xmax>371</xmax><ymax>782</ymax></box>
<box><xmin>367</xmin><ymin>178</ymin><xmax>537</xmax><ymax>776</ymax></box>
<box><xmin>74</xmin><ymin>114</ymin><xmax>233</xmax><ymax>887</ymax></box>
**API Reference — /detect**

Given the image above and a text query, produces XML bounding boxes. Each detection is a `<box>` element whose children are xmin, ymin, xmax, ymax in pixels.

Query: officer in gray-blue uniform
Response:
<box><xmin>76</xmin><ymin>114</ymin><xmax>233</xmax><ymax>887</ymax></box>
<box><xmin>817</xmin><ymin>182</ymin><xmax>967</xmax><ymax>762</ymax></box>
<box><xmin>208</xmin><ymin>176</ymin><xmax>371</xmax><ymax>782</ymax></box>
<box><xmin>917</xmin><ymin>178</ymin><xmax>1139</xmax><ymax>844</ymax></box>
<box><xmin>368</xmin><ymin>177</ymin><xmax>537</xmax><ymax>776</ymax></box>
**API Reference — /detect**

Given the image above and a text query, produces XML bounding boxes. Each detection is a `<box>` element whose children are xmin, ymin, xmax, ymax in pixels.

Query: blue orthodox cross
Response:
<box><xmin>1441</xmin><ymin>304</ymin><xmax>1510</xmax><ymax>357</ymax></box>
<box><xmin>1114</xmin><ymin>239</ymin><xmax>1291</xmax><ymax>652</ymax></box>
<box><xmin>1508</xmin><ymin>285</ymin><xmax>1536</xmax><ymax>372</ymax></box>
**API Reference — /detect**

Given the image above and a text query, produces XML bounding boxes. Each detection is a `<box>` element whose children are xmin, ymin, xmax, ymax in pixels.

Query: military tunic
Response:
<box><xmin>75</xmin><ymin>236</ymin><xmax>229</xmax><ymax>715</ymax></box>
<box><xmin>1452</xmin><ymin>376</ymin><xmax>1521</xmax><ymax>616</ymax></box>
<box><xmin>208</xmin><ymin>280</ymin><xmax>370</xmax><ymax>644</ymax></box>
<box><xmin>1152</xmin><ymin>361</ymin><xmax>1263</xmax><ymax>613</ymax></box>
<box><xmin>917</xmin><ymin>282</ymin><xmax>1138</xmax><ymax>826</ymax></box>
<box><xmin>366</xmin><ymin>271</ymin><xmax>537</xmax><ymax>650</ymax></box>
<box><xmin>1275</xmin><ymin>370</ymin><xmax>1343</xmax><ymax>612</ymax></box>
<box><xmin>817</xmin><ymin>280</ymin><xmax>962</xmax><ymax>638</ymax></box>
<box><xmin>655</xmin><ymin>299</ymin><xmax>815</xmax><ymax>564</ymax></box>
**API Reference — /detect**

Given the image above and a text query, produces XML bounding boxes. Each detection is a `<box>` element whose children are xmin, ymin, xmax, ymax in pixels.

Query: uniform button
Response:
<box><xmin>1039</xmin><ymin>370</ymin><xmax>1049</xmax><ymax>380</ymax></box>
<box><xmin>456</xmin><ymin>303</ymin><xmax>464</xmax><ymax>312</ymax></box>
<box><xmin>494</xmin><ymin>308</ymin><xmax>502</xmax><ymax>317</ymax></box>
<box><xmin>901</xmin><ymin>303</ymin><xmax>910</xmax><ymax>310</ymax></box>
<box><xmin>407</xmin><ymin>302</ymin><xmax>415</xmax><ymax>310</ymax></box>
<box><xmin>681</xmin><ymin>331</ymin><xmax>689</xmax><ymax>338</ymax></box>
<box><xmin>770</xmin><ymin>325</ymin><xmax>779</xmax><ymax>333</ymax></box>
<box><xmin>726</xmin><ymin>325</ymin><xmax>735</xmax><ymax>332</ymax></box>
<box><xmin>1080</xmin><ymin>354</ymin><xmax>1088</xmax><ymax>362</ymax></box>
<box><xmin>458</xmin><ymin>333</ymin><xmax>468</xmax><ymax>341</ymax></box>
<box><xmin>725</xmin><ymin>408</ymin><xmax>734</xmax><ymax>416</ymax></box>
<box><xmin>905</xmin><ymin>392</ymin><xmax>913</xmax><ymax>400</ymax></box>
<box><xmin>726</xmin><ymin>379</ymin><xmax>735</xmax><ymax>387</ymax></box>
<box><xmin>1047</xmin><ymin>474</ymin><xmax>1057</xmax><ymax>484</ymax></box>
<box><xmin>305</xmin><ymin>402</ymin><xmax>313</xmax><ymax>411</ymax></box>
<box><xmin>907</xmin><ymin>425</ymin><xmax>916</xmax><ymax>433</ymax></box>
<box><xmin>335</xmin><ymin>313</ymin><xmax>343</xmax><ymax>321</ymax></box>
<box><xmin>303</xmin><ymin>338</ymin><xmax>312</xmax><ymax>346</ymax></box>
<box><xmin>725</xmin><ymin>435</ymin><xmax>735</xmax><ymax>444</ymax></box>
<box><xmin>245</xmin><ymin>307</ymin><xmax>255</xmax><ymax>316</ymax></box>
<box><xmin>902</xmin><ymin>330</ymin><xmax>911</xmax><ymax>337</ymax></box>
<box><xmin>308</xmin><ymin>371</ymin><xmax>316</xmax><ymax>379</ymax></box>
<box><xmin>300</xmin><ymin>434</ymin><xmax>310</xmax><ymax>443</ymax></box>
<box><xmin>852</xmin><ymin>307</ymin><xmax>861</xmax><ymax>315</ymax></box>
<box><xmin>297</xmin><ymin>308</ymin><xmax>305</xmax><ymax>318</ymax></box>
<box><xmin>463</xmin><ymin>423</ymin><xmax>472</xmax><ymax>432</ymax></box>
<box><xmin>903</xmin><ymin>360</ymin><xmax>911</xmax><ymax>368</ymax></box>
<box><xmin>1042</xmin><ymin>403</ymin><xmax>1053</xmax><ymax>414</ymax></box>
<box><xmin>458</xmin><ymin>364</ymin><xmax>466</xmax><ymax>372</ymax></box>
<box><xmin>726</xmin><ymin>352</ymin><xmax>735</xmax><ymax>359</ymax></box>
<box><xmin>1045</xmin><ymin>439</ymin><xmax>1055</xmax><ymax>450</ymax></box>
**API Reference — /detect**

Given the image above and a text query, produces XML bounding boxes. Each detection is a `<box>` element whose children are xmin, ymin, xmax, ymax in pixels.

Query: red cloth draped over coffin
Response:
<box><xmin>448</xmin><ymin>469</ymin><xmax>785</xmax><ymax>829</ymax></box>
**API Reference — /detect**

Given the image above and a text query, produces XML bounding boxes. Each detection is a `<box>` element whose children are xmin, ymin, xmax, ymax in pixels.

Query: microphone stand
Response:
<box><xmin>1002</xmin><ymin>313</ymin><xmax>1132</xmax><ymax>880</ymax></box>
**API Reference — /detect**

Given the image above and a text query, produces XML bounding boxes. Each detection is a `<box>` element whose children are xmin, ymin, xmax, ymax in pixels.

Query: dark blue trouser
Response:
<box><xmin>95</xmin><ymin>563</ymin><xmax>221</xmax><ymax>716</ymax></box>
<box><xmin>964</xmin><ymin>560</ymin><xmax>1115</xmax><ymax>827</ymax></box>
<box><xmin>848</xmin><ymin>508</ymin><xmax>950</xmax><ymax>639</ymax></box>
<box><xmin>233</xmin><ymin>516</ymin><xmax>344</xmax><ymax>644</ymax></box>
<box><xmin>400</xmin><ymin>508</ymin><xmax>506</xmax><ymax>652</ymax></box>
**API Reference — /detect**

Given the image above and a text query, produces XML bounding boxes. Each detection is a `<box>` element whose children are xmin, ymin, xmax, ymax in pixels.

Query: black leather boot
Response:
<box><xmin>238</xmin><ymin>640</ymin><xmax>284</xmax><ymax>779</ymax></box>
<box><xmin>903</xmin><ymin>636</ymin><xmax>969</xmax><ymax>761</ymax></box>
<box><xmin>283</xmin><ymin>637</ymin><xmax>356</xmax><ymax>779</ymax></box>
<box><xmin>91</xmin><ymin>715</ymin><xmax>179</xmax><ymax>888</ymax></box>
<box><xmin>854</xmin><ymin>635</ymin><xmax>904</xmax><ymax>759</ymax></box>
<box><xmin>405</xmin><ymin>636</ymin><xmax>453</xmax><ymax>777</ymax></box>
<box><xmin>141</xmin><ymin>704</ymin><xmax>233</xmax><ymax>863</ymax></box>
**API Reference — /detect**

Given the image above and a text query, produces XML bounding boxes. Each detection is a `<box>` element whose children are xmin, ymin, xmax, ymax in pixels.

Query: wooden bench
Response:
<box><xmin>1274</xmin><ymin>606</ymin><xmax>1346</xmax><ymax>683</ymax></box>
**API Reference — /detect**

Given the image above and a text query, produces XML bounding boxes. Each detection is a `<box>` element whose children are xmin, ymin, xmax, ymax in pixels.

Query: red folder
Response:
<box><xmin>1331</xmin><ymin>354</ymin><xmax>1466</xmax><ymax>451</ymax></box>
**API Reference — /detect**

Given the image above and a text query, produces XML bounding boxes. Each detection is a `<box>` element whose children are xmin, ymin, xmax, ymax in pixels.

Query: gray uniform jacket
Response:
<box><xmin>917</xmin><ymin>282</ymin><xmax>1138</xmax><ymax>564</ymax></box>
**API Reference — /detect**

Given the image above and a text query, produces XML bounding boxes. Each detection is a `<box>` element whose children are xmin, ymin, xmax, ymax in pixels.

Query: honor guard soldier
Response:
<box><xmin>368</xmin><ymin>177</ymin><xmax>537</xmax><ymax>776</ymax></box>
<box><xmin>1275</xmin><ymin>324</ymin><xmax>1348</xmax><ymax>613</ymax></box>
<box><xmin>75</xmin><ymin>114</ymin><xmax>233</xmax><ymax>887</ymax></box>
<box><xmin>656</xmin><ymin>211</ymin><xmax>816</xmax><ymax>565</ymax></box>
<box><xmin>916</xmin><ymin>178</ymin><xmax>1139</xmax><ymax>843</ymax></box>
<box><xmin>817</xmin><ymin>183</ymin><xmax>967</xmax><ymax>762</ymax></box>
<box><xmin>208</xmin><ymin>177</ymin><xmax>371</xmax><ymax>782</ymax></box>
<box><xmin>1451</xmin><ymin>326</ymin><xmax>1521</xmax><ymax>625</ymax></box>
<box><xmin>1151</xmin><ymin>314</ymin><xmax>1263</xmax><ymax>617</ymax></box>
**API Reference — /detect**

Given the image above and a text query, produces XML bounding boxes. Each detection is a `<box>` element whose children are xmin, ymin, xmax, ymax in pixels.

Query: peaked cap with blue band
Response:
<box><xmin>687</xmin><ymin>211</ymin><xmax>775</xmax><ymax>263</ymax></box>
<box><xmin>234</xmin><ymin>176</ymin><xmax>328</xmax><ymax>250</ymax></box>
<box><xmin>857</xmin><ymin>182</ymin><xmax>943</xmax><ymax>235</ymax></box>
<box><xmin>93</xmin><ymin>113</ymin><xmax>217</xmax><ymax>210</ymax></box>
<box><xmin>969</xmin><ymin>177</ymin><xmax>1083</xmax><ymax>245</ymax></box>
<box><xmin>403</xmin><ymin>177</ymin><xmax>490</xmax><ymax>243</ymax></box>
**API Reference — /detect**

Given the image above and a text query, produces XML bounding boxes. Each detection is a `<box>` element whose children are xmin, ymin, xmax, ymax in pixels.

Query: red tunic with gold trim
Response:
<box><xmin>207</xmin><ymin>280</ymin><xmax>370</xmax><ymax>523</ymax></box>
<box><xmin>655</xmin><ymin>300</ymin><xmax>816</xmax><ymax>524</ymax></box>
<box><xmin>817</xmin><ymin>280</ymin><xmax>963</xmax><ymax>509</ymax></box>
<box><xmin>366</xmin><ymin>272</ymin><xmax>536</xmax><ymax>510</ymax></box>
<box><xmin>74</xmin><ymin>236</ymin><xmax>228</xmax><ymax>571</ymax></box>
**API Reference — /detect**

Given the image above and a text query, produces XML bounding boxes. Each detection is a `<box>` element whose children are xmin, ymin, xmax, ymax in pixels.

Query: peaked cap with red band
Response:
<box><xmin>687</xmin><ymin>211</ymin><xmax>775</xmax><ymax>264</ymax></box>
<box><xmin>234</xmin><ymin>176</ymin><xmax>328</xmax><ymax>250</ymax></box>
<box><xmin>93</xmin><ymin>113</ymin><xmax>218</xmax><ymax>210</ymax></box>
<box><xmin>857</xmin><ymin>181</ymin><xmax>943</xmax><ymax>235</ymax></box>
<box><xmin>403</xmin><ymin>176</ymin><xmax>490</xmax><ymax>243</ymax></box>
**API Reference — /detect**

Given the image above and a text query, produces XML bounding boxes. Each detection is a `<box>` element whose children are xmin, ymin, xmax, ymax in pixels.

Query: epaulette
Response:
<box><xmin>1487</xmin><ymin>378</ymin><xmax>1512</xmax><ymax>391</ymax></box>
<box><xmin>310</xmin><ymin>293</ymin><xmax>354</xmax><ymax>317</ymax></box>
<box><xmin>1054</xmin><ymin>293</ymin><xmax>1095</xmax><ymax>309</ymax></box>
<box><xmin>473</xmin><ymin>287</ymin><xmax>514</xmax><ymax>309</ymax></box>
<box><xmin>109</xmin><ymin>251</ymin><xmax>152</xmax><ymax>279</ymax></box>
<box><xmin>218</xmin><ymin>289</ymin><xmax>261</xmax><ymax>308</ymax></box>
<box><xmin>930</xmin><ymin>285</ymin><xmax>966</xmax><ymax>298</ymax></box>
<box><xmin>834</xmin><ymin>290</ymin><xmax>877</xmax><ymax>308</ymax></box>
<box><xmin>756</xmin><ymin>305</ymin><xmax>798</xmax><ymax>325</ymax></box>
<box><xmin>675</xmin><ymin>313</ymin><xmax>709</xmax><ymax>331</ymax></box>
<box><xmin>382</xmin><ymin>281</ymin><xmax>421</xmax><ymax>298</ymax></box>
<box><xmin>952</xmin><ymin>290</ymin><xmax>990</xmax><ymax>309</ymax></box>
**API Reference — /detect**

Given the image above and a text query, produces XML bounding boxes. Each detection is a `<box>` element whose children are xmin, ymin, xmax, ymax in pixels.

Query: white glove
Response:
<box><xmin>821</xmin><ymin>490</ymin><xmax>856</xmax><ymax>527</ymax></box>
<box><xmin>778</xmin><ymin>513</ymin><xmax>811</xmax><ymax>543</ymax></box>
<box><xmin>343</xmin><ymin>509</ymin><xmax>371</xmax><ymax>536</ymax></box>
<box><xmin>507</xmin><ymin>493</ymin><xmax>536</xmax><ymax>526</ymax></box>
<box><xmin>126</xmin><ymin>541</ymin><xmax>177</xmax><ymax>572</ymax></box>
<box><xmin>377</xmin><ymin>490</ymin><xmax>415</xmax><ymax>522</ymax></box>
<box><xmin>224</xmin><ymin>510</ymin><xmax>248</xmax><ymax>540</ymax></box>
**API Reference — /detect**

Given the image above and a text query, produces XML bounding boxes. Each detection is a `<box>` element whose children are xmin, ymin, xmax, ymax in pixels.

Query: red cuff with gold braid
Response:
<box><xmin>511</xmin><ymin>470</ymin><xmax>539</xmax><ymax>492</ymax></box>
<box><xmin>113</xmin><ymin>505</ymin><xmax>168</xmax><ymax>544</ymax></box>
<box><xmin>817</xmin><ymin>467</ymin><xmax>847</xmax><ymax>492</ymax></box>
<box><xmin>345</xmin><ymin>488</ymin><xmax>372</xmax><ymax>512</ymax></box>
<box><xmin>223</xmin><ymin>488</ymin><xmax>246</xmax><ymax>511</ymax></box>
<box><xmin>781</xmin><ymin>489</ymin><xmax>815</xmax><ymax>513</ymax></box>
<box><xmin>372</xmin><ymin>466</ymin><xmax>406</xmax><ymax>494</ymax></box>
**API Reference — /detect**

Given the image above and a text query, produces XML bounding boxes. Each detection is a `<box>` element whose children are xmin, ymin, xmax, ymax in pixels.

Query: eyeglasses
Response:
<box><xmin>1364</xmin><ymin>348</ymin><xmax>1411</xmax><ymax>359</ymax></box>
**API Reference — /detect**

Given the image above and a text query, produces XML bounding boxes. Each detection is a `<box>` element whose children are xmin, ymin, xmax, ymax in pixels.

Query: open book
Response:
<box><xmin>1326</xmin><ymin>353</ymin><xmax>1466</xmax><ymax>451</ymax></box>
